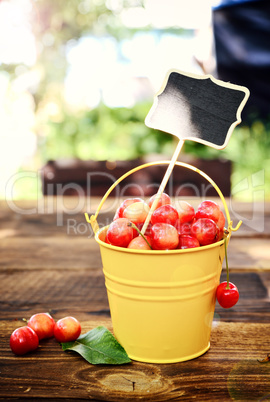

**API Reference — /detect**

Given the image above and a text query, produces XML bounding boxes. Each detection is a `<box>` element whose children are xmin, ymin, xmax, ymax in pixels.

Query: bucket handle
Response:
<box><xmin>85</xmin><ymin>160</ymin><xmax>242</xmax><ymax>234</ymax></box>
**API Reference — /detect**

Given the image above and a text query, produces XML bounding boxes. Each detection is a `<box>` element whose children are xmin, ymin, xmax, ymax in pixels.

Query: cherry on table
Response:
<box><xmin>54</xmin><ymin>317</ymin><xmax>81</xmax><ymax>343</ymax></box>
<box><xmin>10</xmin><ymin>326</ymin><xmax>39</xmax><ymax>356</ymax></box>
<box><xmin>27</xmin><ymin>312</ymin><xmax>55</xmax><ymax>340</ymax></box>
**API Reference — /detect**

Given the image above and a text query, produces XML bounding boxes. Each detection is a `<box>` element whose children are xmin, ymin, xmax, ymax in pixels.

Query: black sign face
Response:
<box><xmin>145</xmin><ymin>70</ymin><xmax>250</xmax><ymax>149</ymax></box>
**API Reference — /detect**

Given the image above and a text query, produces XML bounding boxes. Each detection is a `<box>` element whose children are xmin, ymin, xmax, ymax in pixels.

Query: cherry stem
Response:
<box><xmin>127</xmin><ymin>222</ymin><xmax>153</xmax><ymax>250</ymax></box>
<box><xmin>224</xmin><ymin>236</ymin><xmax>230</xmax><ymax>289</ymax></box>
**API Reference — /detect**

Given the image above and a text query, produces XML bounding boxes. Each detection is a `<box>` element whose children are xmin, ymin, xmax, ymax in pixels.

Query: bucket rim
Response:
<box><xmin>95</xmin><ymin>225</ymin><xmax>230</xmax><ymax>255</ymax></box>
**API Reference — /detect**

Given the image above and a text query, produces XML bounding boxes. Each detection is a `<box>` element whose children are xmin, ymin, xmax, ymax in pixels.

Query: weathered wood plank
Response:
<box><xmin>0</xmin><ymin>270</ymin><xmax>269</xmax><ymax>323</ymax></box>
<box><xmin>0</xmin><ymin>237</ymin><xmax>102</xmax><ymax>270</ymax></box>
<box><xmin>1</xmin><ymin>235</ymin><xmax>269</xmax><ymax>270</ymax></box>
<box><xmin>0</xmin><ymin>268</ymin><xmax>109</xmax><ymax>321</ymax></box>
<box><xmin>1</xmin><ymin>197</ymin><xmax>269</xmax><ymax>401</ymax></box>
<box><xmin>226</xmin><ymin>238</ymin><xmax>270</xmax><ymax>270</ymax></box>
<box><xmin>216</xmin><ymin>271</ymin><xmax>270</xmax><ymax>323</ymax></box>
<box><xmin>1</xmin><ymin>319</ymin><xmax>269</xmax><ymax>401</ymax></box>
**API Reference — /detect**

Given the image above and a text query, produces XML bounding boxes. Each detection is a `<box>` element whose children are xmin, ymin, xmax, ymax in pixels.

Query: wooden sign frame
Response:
<box><xmin>145</xmin><ymin>69</ymin><xmax>250</xmax><ymax>149</ymax></box>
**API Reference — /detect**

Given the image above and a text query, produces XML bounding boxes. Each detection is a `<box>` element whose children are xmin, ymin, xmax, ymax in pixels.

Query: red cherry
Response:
<box><xmin>150</xmin><ymin>223</ymin><xmax>179</xmax><ymax>250</ymax></box>
<box><xmin>148</xmin><ymin>193</ymin><xmax>171</xmax><ymax>210</ymax></box>
<box><xmin>217</xmin><ymin>210</ymin><xmax>226</xmax><ymax>230</ymax></box>
<box><xmin>27</xmin><ymin>313</ymin><xmax>55</xmax><ymax>340</ymax></box>
<box><xmin>127</xmin><ymin>235</ymin><xmax>152</xmax><ymax>250</ymax></box>
<box><xmin>214</xmin><ymin>211</ymin><xmax>226</xmax><ymax>242</ymax></box>
<box><xmin>216</xmin><ymin>282</ymin><xmax>239</xmax><ymax>308</ymax></box>
<box><xmin>216</xmin><ymin>226</ymin><xmax>225</xmax><ymax>242</ymax></box>
<box><xmin>195</xmin><ymin>200</ymin><xmax>221</xmax><ymax>223</ymax></box>
<box><xmin>151</xmin><ymin>205</ymin><xmax>179</xmax><ymax>226</ymax></box>
<box><xmin>136</xmin><ymin>222</ymin><xmax>152</xmax><ymax>237</ymax></box>
<box><xmin>54</xmin><ymin>317</ymin><xmax>81</xmax><ymax>343</ymax></box>
<box><xmin>178</xmin><ymin>235</ymin><xmax>200</xmax><ymax>249</ymax></box>
<box><xmin>191</xmin><ymin>218</ymin><xmax>218</xmax><ymax>246</ymax></box>
<box><xmin>10</xmin><ymin>326</ymin><xmax>39</xmax><ymax>356</ymax></box>
<box><xmin>107</xmin><ymin>218</ymin><xmax>134</xmax><ymax>247</ymax></box>
<box><xmin>174</xmin><ymin>219</ymin><xmax>192</xmax><ymax>236</ymax></box>
<box><xmin>99</xmin><ymin>227</ymin><xmax>108</xmax><ymax>242</ymax></box>
<box><xmin>117</xmin><ymin>198</ymin><xmax>144</xmax><ymax>218</ymax></box>
<box><xmin>177</xmin><ymin>201</ymin><xmax>195</xmax><ymax>223</ymax></box>
<box><xmin>122</xmin><ymin>201</ymin><xmax>150</xmax><ymax>224</ymax></box>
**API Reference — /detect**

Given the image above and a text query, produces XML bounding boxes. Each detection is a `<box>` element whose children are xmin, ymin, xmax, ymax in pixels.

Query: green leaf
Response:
<box><xmin>61</xmin><ymin>326</ymin><xmax>131</xmax><ymax>365</ymax></box>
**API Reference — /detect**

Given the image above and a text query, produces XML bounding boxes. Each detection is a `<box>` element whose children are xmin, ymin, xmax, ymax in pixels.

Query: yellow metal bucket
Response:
<box><xmin>85</xmin><ymin>161</ymin><xmax>241</xmax><ymax>363</ymax></box>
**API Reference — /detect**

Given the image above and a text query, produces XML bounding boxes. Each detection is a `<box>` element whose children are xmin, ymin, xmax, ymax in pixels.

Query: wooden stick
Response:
<box><xmin>140</xmin><ymin>139</ymin><xmax>185</xmax><ymax>235</ymax></box>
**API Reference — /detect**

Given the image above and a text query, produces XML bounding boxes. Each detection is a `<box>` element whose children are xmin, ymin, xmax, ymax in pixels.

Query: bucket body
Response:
<box><xmin>86</xmin><ymin>161</ymin><xmax>238</xmax><ymax>363</ymax></box>
<box><xmin>96</xmin><ymin>228</ymin><xmax>226</xmax><ymax>363</ymax></box>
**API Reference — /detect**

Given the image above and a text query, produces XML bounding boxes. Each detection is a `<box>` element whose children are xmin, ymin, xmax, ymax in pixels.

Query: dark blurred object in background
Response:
<box><xmin>212</xmin><ymin>0</ymin><xmax>270</xmax><ymax>122</ymax></box>
<box><xmin>40</xmin><ymin>157</ymin><xmax>231</xmax><ymax>197</ymax></box>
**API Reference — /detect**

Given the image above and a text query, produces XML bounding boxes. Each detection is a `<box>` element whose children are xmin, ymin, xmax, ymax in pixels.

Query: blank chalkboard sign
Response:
<box><xmin>145</xmin><ymin>70</ymin><xmax>250</xmax><ymax>149</ymax></box>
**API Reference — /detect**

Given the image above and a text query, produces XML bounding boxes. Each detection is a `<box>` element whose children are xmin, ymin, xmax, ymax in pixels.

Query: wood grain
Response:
<box><xmin>1</xmin><ymin>235</ymin><xmax>269</xmax><ymax>270</ymax></box>
<box><xmin>1</xmin><ymin>198</ymin><xmax>270</xmax><ymax>401</ymax></box>
<box><xmin>0</xmin><ymin>268</ymin><xmax>269</xmax><ymax>322</ymax></box>
<box><xmin>1</xmin><ymin>319</ymin><xmax>270</xmax><ymax>401</ymax></box>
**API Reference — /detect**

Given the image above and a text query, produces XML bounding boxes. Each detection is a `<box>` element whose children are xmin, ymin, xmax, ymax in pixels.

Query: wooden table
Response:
<box><xmin>1</xmin><ymin>196</ymin><xmax>270</xmax><ymax>401</ymax></box>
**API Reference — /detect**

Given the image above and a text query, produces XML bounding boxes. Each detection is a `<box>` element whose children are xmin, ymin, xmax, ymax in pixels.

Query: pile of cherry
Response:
<box><xmin>101</xmin><ymin>193</ymin><xmax>239</xmax><ymax>309</ymax></box>
<box><xmin>10</xmin><ymin>314</ymin><xmax>81</xmax><ymax>356</ymax></box>
<box><xmin>103</xmin><ymin>194</ymin><xmax>226</xmax><ymax>250</ymax></box>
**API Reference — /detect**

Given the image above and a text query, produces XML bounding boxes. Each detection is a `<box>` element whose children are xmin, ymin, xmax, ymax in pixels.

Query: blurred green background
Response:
<box><xmin>0</xmin><ymin>0</ymin><xmax>269</xmax><ymax>201</ymax></box>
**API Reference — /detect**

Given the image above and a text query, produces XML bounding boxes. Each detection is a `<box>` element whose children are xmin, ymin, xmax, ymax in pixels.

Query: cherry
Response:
<box><xmin>127</xmin><ymin>235</ymin><xmax>152</xmax><ymax>250</ymax></box>
<box><xmin>174</xmin><ymin>219</ymin><xmax>192</xmax><ymax>236</ymax></box>
<box><xmin>178</xmin><ymin>235</ymin><xmax>200</xmax><ymax>249</ymax></box>
<box><xmin>108</xmin><ymin>197</ymin><xmax>228</xmax><ymax>251</ymax></box>
<box><xmin>136</xmin><ymin>221</ymin><xmax>152</xmax><ymax>237</ymax></box>
<box><xmin>216</xmin><ymin>282</ymin><xmax>239</xmax><ymax>308</ymax></box>
<box><xmin>151</xmin><ymin>223</ymin><xmax>179</xmax><ymax>250</ymax></box>
<box><xmin>216</xmin><ymin>226</ymin><xmax>225</xmax><ymax>242</ymax></box>
<box><xmin>216</xmin><ymin>237</ymin><xmax>239</xmax><ymax>308</ymax></box>
<box><xmin>148</xmin><ymin>193</ymin><xmax>171</xmax><ymax>210</ymax></box>
<box><xmin>177</xmin><ymin>201</ymin><xmax>195</xmax><ymax>223</ymax></box>
<box><xmin>54</xmin><ymin>316</ymin><xmax>81</xmax><ymax>343</ymax></box>
<box><xmin>127</xmin><ymin>221</ymin><xmax>152</xmax><ymax>249</ymax></box>
<box><xmin>122</xmin><ymin>201</ymin><xmax>150</xmax><ymax>224</ymax></box>
<box><xmin>116</xmin><ymin>198</ymin><xmax>144</xmax><ymax>219</ymax></box>
<box><xmin>151</xmin><ymin>204</ymin><xmax>179</xmax><ymax>226</ymax></box>
<box><xmin>105</xmin><ymin>234</ymin><xmax>112</xmax><ymax>244</ymax></box>
<box><xmin>98</xmin><ymin>227</ymin><xmax>108</xmax><ymax>242</ymax></box>
<box><xmin>217</xmin><ymin>210</ymin><xmax>226</xmax><ymax>230</ymax></box>
<box><xmin>10</xmin><ymin>326</ymin><xmax>39</xmax><ymax>356</ymax></box>
<box><xmin>27</xmin><ymin>313</ymin><xmax>55</xmax><ymax>340</ymax></box>
<box><xmin>195</xmin><ymin>200</ymin><xmax>221</xmax><ymax>223</ymax></box>
<box><xmin>107</xmin><ymin>218</ymin><xmax>134</xmax><ymax>247</ymax></box>
<box><xmin>191</xmin><ymin>218</ymin><xmax>218</xmax><ymax>246</ymax></box>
